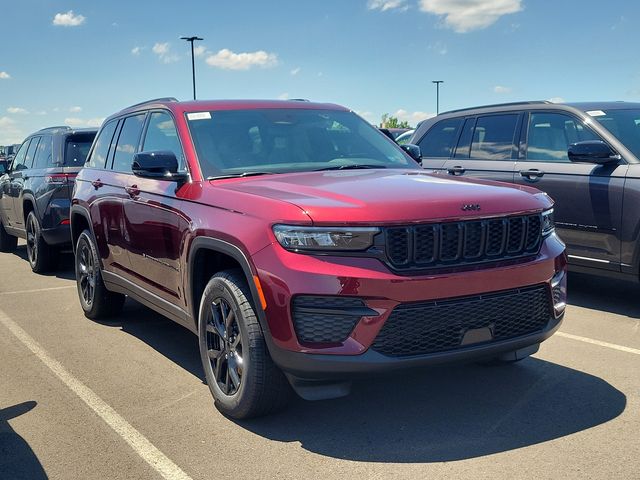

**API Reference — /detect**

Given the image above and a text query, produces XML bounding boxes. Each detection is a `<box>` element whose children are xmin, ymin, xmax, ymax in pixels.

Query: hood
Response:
<box><xmin>215</xmin><ymin>169</ymin><xmax>551</xmax><ymax>225</ymax></box>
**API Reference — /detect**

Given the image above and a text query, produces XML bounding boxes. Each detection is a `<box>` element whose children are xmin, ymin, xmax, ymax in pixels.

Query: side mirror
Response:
<box><xmin>132</xmin><ymin>151</ymin><xmax>188</xmax><ymax>182</ymax></box>
<box><xmin>401</xmin><ymin>144</ymin><xmax>422</xmax><ymax>165</ymax></box>
<box><xmin>568</xmin><ymin>141</ymin><xmax>620</xmax><ymax>164</ymax></box>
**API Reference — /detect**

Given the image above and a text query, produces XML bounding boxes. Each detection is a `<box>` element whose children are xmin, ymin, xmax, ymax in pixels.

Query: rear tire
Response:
<box><xmin>26</xmin><ymin>211</ymin><xmax>53</xmax><ymax>273</ymax></box>
<box><xmin>75</xmin><ymin>229</ymin><xmax>125</xmax><ymax>319</ymax></box>
<box><xmin>0</xmin><ymin>219</ymin><xmax>17</xmax><ymax>252</ymax></box>
<box><xmin>198</xmin><ymin>269</ymin><xmax>291</xmax><ymax>419</ymax></box>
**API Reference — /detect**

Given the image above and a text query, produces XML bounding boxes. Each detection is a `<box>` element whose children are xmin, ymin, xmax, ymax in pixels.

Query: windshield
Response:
<box><xmin>64</xmin><ymin>134</ymin><xmax>95</xmax><ymax>166</ymax></box>
<box><xmin>590</xmin><ymin>109</ymin><xmax>640</xmax><ymax>159</ymax></box>
<box><xmin>185</xmin><ymin>109</ymin><xmax>415</xmax><ymax>178</ymax></box>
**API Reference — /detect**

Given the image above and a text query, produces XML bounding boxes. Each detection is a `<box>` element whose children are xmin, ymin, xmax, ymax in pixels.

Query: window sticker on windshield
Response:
<box><xmin>586</xmin><ymin>110</ymin><xmax>606</xmax><ymax>117</ymax></box>
<box><xmin>187</xmin><ymin>112</ymin><xmax>211</xmax><ymax>120</ymax></box>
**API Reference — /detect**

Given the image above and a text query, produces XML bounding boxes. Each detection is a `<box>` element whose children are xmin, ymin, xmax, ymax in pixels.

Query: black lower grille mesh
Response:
<box><xmin>292</xmin><ymin>296</ymin><xmax>366</xmax><ymax>344</ymax></box>
<box><xmin>372</xmin><ymin>285</ymin><xmax>552</xmax><ymax>357</ymax></box>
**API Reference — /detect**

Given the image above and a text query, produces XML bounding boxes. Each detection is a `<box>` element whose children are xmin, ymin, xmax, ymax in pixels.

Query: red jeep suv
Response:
<box><xmin>71</xmin><ymin>98</ymin><xmax>567</xmax><ymax>418</ymax></box>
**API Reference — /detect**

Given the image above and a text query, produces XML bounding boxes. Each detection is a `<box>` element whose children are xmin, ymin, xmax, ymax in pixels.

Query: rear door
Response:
<box><xmin>10</xmin><ymin>136</ymin><xmax>40</xmax><ymax>230</ymax></box>
<box><xmin>441</xmin><ymin>113</ymin><xmax>521</xmax><ymax>183</ymax></box>
<box><xmin>121</xmin><ymin>110</ymin><xmax>189</xmax><ymax>306</ymax></box>
<box><xmin>513</xmin><ymin>111</ymin><xmax>627</xmax><ymax>270</ymax></box>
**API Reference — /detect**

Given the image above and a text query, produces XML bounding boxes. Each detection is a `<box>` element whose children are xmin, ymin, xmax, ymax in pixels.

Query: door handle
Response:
<box><xmin>125</xmin><ymin>185</ymin><xmax>140</xmax><ymax>197</ymax></box>
<box><xmin>519</xmin><ymin>169</ymin><xmax>545</xmax><ymax>180</ymax></box>
<box><xmin>447</xmin><ymin>165</ymin><xmax>466</xmax><ymax>176</ymax></box>
<box><xmin>91</xmin><ymin>179</ymin><xmax>103</xmax><ymax>189</ymax></box>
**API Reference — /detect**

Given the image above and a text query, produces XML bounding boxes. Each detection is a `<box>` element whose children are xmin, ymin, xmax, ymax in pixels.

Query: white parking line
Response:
<box><xmin>0</xmin><ymin>285</ymin><xmax>76</xmax><ymax>295</ymax></box>
<box><xmin>0</xmin><ymin>308</ymin><xmax>193</xmax><ymax>480</ymax></box>
<box><xmin>556</xmin><ymin>331</ymin><xmax>640</xmax><ymax>355</ymax></box>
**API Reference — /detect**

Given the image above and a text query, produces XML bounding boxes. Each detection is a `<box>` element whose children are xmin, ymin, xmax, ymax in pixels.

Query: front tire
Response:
<box><xmin>26</xmin><ymin>211</ymin><xmax>53</xmax><ymax>273</ymax></box>
<box><xmin>0</xmin><ymin>218</ymin><xmax>17</xmax><ymax>252</ymax></box>
<box><xmin>75</xmin><ymin>230</ymin><xmax>125</xmax><ymax>319</ymax></box>
<box><xmin>198</xmin><ymin>270</ymin><xmax>291</xmax><ymax>419</ymax></box>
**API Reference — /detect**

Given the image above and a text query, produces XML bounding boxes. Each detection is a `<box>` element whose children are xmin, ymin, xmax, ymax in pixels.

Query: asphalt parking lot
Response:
<box><xmin>1</xmin><ymin>240</ymin><xmax>638</xmax><ymax>480</ymax></box>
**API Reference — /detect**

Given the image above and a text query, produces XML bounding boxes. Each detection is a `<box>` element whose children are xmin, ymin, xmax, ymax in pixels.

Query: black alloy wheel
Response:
<box><xmin>77</xmin><ymin>239</ymin><xmax>95</xmax><ymax>308</ymax></box>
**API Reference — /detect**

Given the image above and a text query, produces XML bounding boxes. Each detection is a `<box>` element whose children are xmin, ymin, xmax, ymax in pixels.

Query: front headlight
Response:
<box><xmin>542</xmin><ymin>208</ymin><xmax>555</xmax><ymax>236</ymax></box>
<box><xmin>273</xmin><ymin>225</ymin><xmax>379</xmax><ymax>251</ymax></box>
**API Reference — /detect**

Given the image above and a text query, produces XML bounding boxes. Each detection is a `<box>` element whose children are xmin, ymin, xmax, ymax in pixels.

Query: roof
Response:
<box><xmin>115</xmin><ymin>98</ymin><xmax>349</xmax><ymax>118</ymax></box>
<box><xmin>564</xmin><ymin>101</ymin><xmax>640</xmax><ymax>111</ymax></box>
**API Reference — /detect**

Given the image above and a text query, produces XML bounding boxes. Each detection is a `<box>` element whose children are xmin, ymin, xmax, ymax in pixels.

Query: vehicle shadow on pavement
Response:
<box><xmin>568</xmin><ymin>272</ymin><xmax>640</xmax><ymax>318</ymax></box>
<box><xmin>239</xmin><ymin>359</ymin><xmax>626</xmax><ymax>462</ymax></box>
<box><xmin>11</xmin><ymin>245</ymin><xmax>76</xmax><ymax>281</ymax></box>
<box><xmin>0</xmin><ymin>401</ymin><xmax>48</xmax><ymax>479</ymax></box>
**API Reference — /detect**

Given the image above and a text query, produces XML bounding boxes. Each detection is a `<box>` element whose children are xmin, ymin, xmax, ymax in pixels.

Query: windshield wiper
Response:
<box><xmin>207</xmin><ymin>172</ymin><xmax>273</xmax><ymax>180</ymax></box>
<box><xmin>314</xmin><ymin>164</ymin><xmax>387</xmax><ymax>172</ymax></box>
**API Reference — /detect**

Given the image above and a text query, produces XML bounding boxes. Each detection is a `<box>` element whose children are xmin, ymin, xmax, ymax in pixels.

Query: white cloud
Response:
<box><xmin>35</xmin><ymin>111</ymin><xmax>47</xmax><ymax>116</ymax></box>
<box><xmin>418</xmin><ymin>0</ymin><xmax>522</xmax><ymax>33</ymax></box>
<box><xmin>52</xmin><ymin>10</ymin><xmax>86</xmax><ymax>27</ymax></box>
<box><xmin>0</xmin><ymin>117</ymin><xmax>15</xmax><ymax>127</ymax></box>
<box><xmin>87</xmin><ymin>117</ymin><xmax>105</xmax><ymax>128</ymax></box>
<box><xmin>355</xmin><ymin>110</ymin><xmax>376</xmax><ymax>124</ymax></box>
<box><xmin>0</xmin><ymin>116</ymin><xmax>24</xmax><ymax>144</ymax></box>
<box><xmin>547</xmin><ymin>97</ymin><xmax>566</xmax><ymax>103</ymax></box>
<box><xmin>205</xmin><ymin>48</ymin><xmax>278</xmax><ymax>70</ymax></box>
<box><xmin>367</xmin><ymin>0</ymin><xmax>409</xmax><ymax>12</ymax></box>
<box><xmin>152</xmin><ymin>42</ymin><xmax>180</xmax><ymax>63</ymax></box>
<box><xmin>278</xmin><ymin>93</ymin><xmax>290</xmax><ymax>100</ymax></box>
<box><xmin>7</xmin><ymin>107</ymin><xmax>29</xmax><ymax>114</ymax></box>
<box><xmin>131</xmin><ymin>46</ymin><xmax>143</xmax><ymax>56</ymax></box>
<box><xmin>493</xmin><ymin>85</ymin><xmax>512</xmax><ymax>94</ymax></box>
<box><xmin>69</xmin><ymin>106</ymin><xmax>82</xmax><ymax>113</ymax></box>
<box><xmin>393</xmin><ymin>109</ymin><xmax>435</xmax><ymax>125</ymax></box>
<box><xmin>290</xmin><ymin>67</ymin><xmax>301</xmax><ymax>76</ymax></box>
<box><xmin>193</xmin><ymin>45</ymin><xmax>207</xmax><ymax>57</ymax></box>
<box><xmin>0</xmin><ymin>71</ymin><xmax>10</xmax><ymax>79</ymax></box>
<box><xmin>64</xmin><ymin>117</ymin><xmax>85</xmax><ymax>127</ymax></box>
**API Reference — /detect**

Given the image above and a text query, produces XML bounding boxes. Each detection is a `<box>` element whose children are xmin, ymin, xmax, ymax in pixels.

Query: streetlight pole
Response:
<box><xmin>180</xmin><ymin>36</ymin><xmax>204</xmax><ymax>100</ymax></box>
<box><xmin>432</xmin><ymin>80</ymin><xmax>444</xmax><ymax>115</ymax></box>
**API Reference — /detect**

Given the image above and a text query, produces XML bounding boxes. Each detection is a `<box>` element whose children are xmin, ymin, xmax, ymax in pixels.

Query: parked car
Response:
<box><xmin>0</xmin><ymin>159</ymin><xmax>8</xmax><ymax>174</ymax></box>
<box><xmin>71</xmin><ymin>97</ymin><xmax>566</xmax><ymax>419</ymax></box>
<box><xmin>411</xmin><ymin>101</ymin><xmax>640</xmax><ymax>282</ymax></box>
<box><xmin>379</xmin><ymin>127</ymin><xmax>410</xmax><ymax>141</ymax></box>
<box><xmin>0</xmin><ymin>126</ymin><xmax>97</xmax><ymax>272</ymax></box>
<box><xmin>395</xmin><ymin>129</ymin><xmax>415</xmax><ymax>145</ymax></box>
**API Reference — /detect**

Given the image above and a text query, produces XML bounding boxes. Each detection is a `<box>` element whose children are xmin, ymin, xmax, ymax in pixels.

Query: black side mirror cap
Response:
<box><xmin>401</xmin><ymin>144</ymin><xmax>422</xmax><ymax>165</ymax></box>
<box><xmin>568</xmin><ymin>141</ymin><xmax>620</xmax><ymax>164</ymax></box>
<box><xmin>132</xmin><ymin>151</ymin><xmax>188</xmax><ymax>182</ymax></box>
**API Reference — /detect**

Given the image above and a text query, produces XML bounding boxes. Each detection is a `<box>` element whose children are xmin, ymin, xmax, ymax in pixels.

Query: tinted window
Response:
<box><xmin>142</xmin><ymin>112</ymin><xmax>184</xmax><ymax>168</ymax></box>
<box><xmin>33</xmin><ymin>135</ymin><xmax>53</xmax><ymax>169</ymax></box>
<box><xmin>11</xmin><ymin>139</ymin><xmax>31</xmax><ymax>170</ymax></box>
<box><xmin>186</xmin><ymin>109</ymin><xmax>413</xmax><ymax>178</ymax></box>
<box><xmin>526</xmin><ymin>112</ymin><xmax>600</xmax><ymax>162</ymax></box>
<box><xmin>86</xmin><ymin>120</ymin><xmax>118</xmax><ymax>169</ymax></box>
<box><xmin>23</xmin><ymin>137</ymin><xmax>41</xmax><ymax>170</ymax></box>
<box><xmin>470</xmin><ymin>114</ymin><xmax>518</xmax><ymax>160</ymax></box>
<box><xmin>418</xmin><ymin>118</ymin><xmax>462</xmax><ymax>158</ymax></box>
<box><xmin>64</xmin><ymin>133</ymin><xmax>95</xmax><ymax>166</ymax></box>
<box><xmin>590</xmin><ymin>109</ymin><xmax>640</xmax><ymax>159</ymax></box>
<box><xmin>0</xmin><ymin>161</ymin><xmax>6</xmax><ymax>174</ymax></box>
<box><xmin>112</xmin><ymin>114</ymin><xmax>145</xmax><ymax>172</ymax></box>
<box><xmin>454</xmin><ymin>118</ymin><xmax>475</xmax><ymax>159</ymax></box>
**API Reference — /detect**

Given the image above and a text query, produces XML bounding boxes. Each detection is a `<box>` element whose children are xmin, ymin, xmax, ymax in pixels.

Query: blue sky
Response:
<box><xmin>1</xmin><ymin>0</ymin><xmax>639</xmax><ymax>144</ymax></box>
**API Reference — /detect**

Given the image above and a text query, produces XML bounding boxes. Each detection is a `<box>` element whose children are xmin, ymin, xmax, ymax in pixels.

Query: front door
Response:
<box><xmin>514</xmin><ymin>111</ymin><xmax>626</xmax><ymax>271</ymax></box>
<box><xmin>0</xmin><ymin>139</ymin><xmax>30</xmax><ymax>227</ymax></box>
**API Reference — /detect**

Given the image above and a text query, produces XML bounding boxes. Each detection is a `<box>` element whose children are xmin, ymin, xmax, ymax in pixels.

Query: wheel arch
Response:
<box><xmin>187</xmin><ymin>237</ymin><xmax>270</xmax><ymax>337</ymax></box>
<box><xmin>69</xmin><ymin>205</ymin><xmax>95</xmax><ymax>254</ymax></box>
<box><xmin>22</xmin><ymin>194</ymin><xmax>37</xmax><ymax>222</ymax></box>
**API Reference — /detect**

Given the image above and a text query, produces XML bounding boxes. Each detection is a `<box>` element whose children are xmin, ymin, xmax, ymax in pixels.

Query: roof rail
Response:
<box><xmin>124</xmin><ymin>97</ymin><xmax>179</xmax><ymax>110</ymax></box>
<box><xmin>288</xmin><ymin>98</ymin><xmax>310</xmax><ymax>102</ymax></box>
<box><xmin>37</xmin><ymin>126</ymin><xmax>72</xmax><ymax>133</ymax></box>
<box><xmin>440</xmin><ymin>100</ymin><xmax>552</xmax><ymax>115</ymax></box>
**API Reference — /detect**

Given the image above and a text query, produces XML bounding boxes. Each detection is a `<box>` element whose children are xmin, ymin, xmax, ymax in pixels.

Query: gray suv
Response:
<box><xmin>410</xmin><ymin>101</ymin><xmax>640</xmax><ymax>281</ymax></box>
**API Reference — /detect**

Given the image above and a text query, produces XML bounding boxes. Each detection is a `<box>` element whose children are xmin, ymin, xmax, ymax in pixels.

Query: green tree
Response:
<box><xmin>380</xmin><ymin>113</ymin><xmax>411</xmax><ymax>129</ymax></box>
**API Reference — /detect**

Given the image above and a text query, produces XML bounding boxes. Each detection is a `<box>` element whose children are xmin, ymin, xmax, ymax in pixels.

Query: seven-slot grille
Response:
<box><xmin>384</xmin><ymin>214</ymin><xmax>542</xmax><ymax>271</ymax></box>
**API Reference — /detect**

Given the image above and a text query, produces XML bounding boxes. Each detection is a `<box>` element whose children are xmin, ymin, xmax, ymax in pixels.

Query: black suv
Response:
<box><xmin>411</xmin><ymin>101</ymin><xmax>640</xmax><ymax>281</ymax></box>
<box><xmin>0</xmin><ymin>126</ymin><xmax>97</xmax><ymax>272</ymax></box>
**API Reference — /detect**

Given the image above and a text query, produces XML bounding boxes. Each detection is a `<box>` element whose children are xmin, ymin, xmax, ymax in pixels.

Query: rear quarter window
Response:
<box><xmin>86</xmin><ymin>120</ymin><xmax>118</xmax><ymax>169</ymax></box>
<box><xmin>417</xmin><ymin>118</ymin><xmax>463</xmax><ymax>158</ymax></box>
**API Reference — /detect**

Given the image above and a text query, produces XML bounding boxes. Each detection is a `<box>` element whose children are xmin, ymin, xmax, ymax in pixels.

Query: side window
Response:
<box><xmin>33</xmin><ymin>135</ymin><xmax>54</xmax><ymax>169</ymax></box>
<box><xmin>417</xmin><ymin>118</ymin><xmax>463</xmax><ymax>158</ymax></box>
<box><xmin>454</xmin><ymin>118</ymin><xmax>475</xmax><ymax>159</ymax></box>
<box><xmin>10</xmin><ymin>139</ymin><xmax>31</xmax><ymax>170</ymax></box>
<box><xmin>470</xmin><ymin>114</ymin><xmax>519</xmax><ymax>160</ymax></box>
<box><xmin>526</xmin><ymin>112</ymin><xmax>600</xmax><ymax>163</ymax></box>
<box><xmin>22</xmin><ymin>137</ymin><xmax>41</xmax><ymax>170</ymax></box>
<box><xmin>142</xmin><ymin>111</ymin><xmax>185</xmax><ymax>168</ymax></box>
<box><xmin>86</xmin><ymin>120</ymin><xmax>118</xmax><ymax>169</ymax></box>
<box><xmin>112</xmin><ymin>114</ymin><xmax>146</xmax><ymax>172</ymax></box>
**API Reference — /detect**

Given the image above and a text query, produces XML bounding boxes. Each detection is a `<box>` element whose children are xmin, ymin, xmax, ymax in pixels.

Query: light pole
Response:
<box><xmin>432</xmin><ymin>80</ymin><xmax>444</xmax><ymax>115</ymax></box>
<box><xmin>180</xmin><ymin>36</ymin><xmax>204</xmax><ymax>100</ymax></box>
